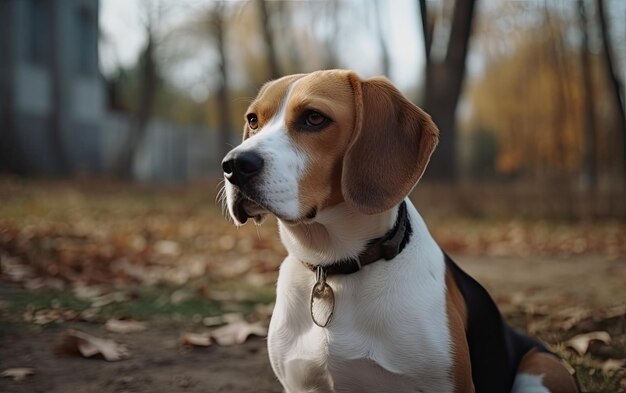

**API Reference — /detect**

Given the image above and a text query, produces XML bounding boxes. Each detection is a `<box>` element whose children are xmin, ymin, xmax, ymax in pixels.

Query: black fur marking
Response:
<box><xmin>444</xmin><ymin>253</ymin><xmax>549</xmax><ymax>393</ymax></box>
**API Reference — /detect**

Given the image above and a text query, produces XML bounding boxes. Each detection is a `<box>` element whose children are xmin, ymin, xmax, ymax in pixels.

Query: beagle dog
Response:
<box><xmin>221</xmin><ymin>70</ymin><xmax>579</xmax><ymax>393</ymax></box>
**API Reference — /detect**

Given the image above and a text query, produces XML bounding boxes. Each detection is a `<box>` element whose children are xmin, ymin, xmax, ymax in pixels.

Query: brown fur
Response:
<box><xmin>289</xmin><ymin>71</ymin><xmax>360</xmax><ymax>213</ymax></box>
<box><xmin>243</xmin><ymin>74</ymin><xmax>305</xmax><ymax>140</ymax></box>
<box><xmin>517</xmin><ymin>349</ymin><xmax>579</xmax><ymax>393</ymax></box>
<box><xmin>342</xmin><ymin>75</ymin><xmax>439</xmax><ymax>214</ymax></box>
<box><xmin>445</xmin><ymin>269</ymin><xmax>475</xmax><ymax>393</ymax></box>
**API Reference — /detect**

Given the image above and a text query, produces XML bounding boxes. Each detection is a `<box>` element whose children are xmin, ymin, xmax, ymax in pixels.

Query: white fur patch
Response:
<box><xmin>512</xmin><ymin>373</ymin><xmax>550</xmax><ymax>393</ymax></box>
<box><xmin>269</xmin><ymin>201</ymin><xmax>455</xmax><ymax>393</ymax></box>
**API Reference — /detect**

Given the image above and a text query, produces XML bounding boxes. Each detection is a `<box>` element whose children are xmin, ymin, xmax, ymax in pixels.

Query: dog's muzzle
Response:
<box><xmin>221</xmin><ymin>149</ymin><xmax>268</xmax><ymax>224</ymax></box>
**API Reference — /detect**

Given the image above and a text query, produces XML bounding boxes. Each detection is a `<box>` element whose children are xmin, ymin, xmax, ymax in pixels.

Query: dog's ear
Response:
<box><xmin>342</xmin><ymin>75</ymin><xmax>439</xmax><ymax>214</ymax></box>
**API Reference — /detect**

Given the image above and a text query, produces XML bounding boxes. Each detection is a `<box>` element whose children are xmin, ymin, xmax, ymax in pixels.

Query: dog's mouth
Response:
<box><xmin>233</xmin><ymin>194</ymin><xmax>269</xmax><ymax>225</ymax></box>
<box><xmin>232</xmin><ymin>192</ymin><xmax>317</xmax><ymax>226</ymax></box>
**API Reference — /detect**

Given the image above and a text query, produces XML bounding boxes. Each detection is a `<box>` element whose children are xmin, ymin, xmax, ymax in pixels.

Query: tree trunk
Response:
<box><xmin>256</xmin><ymin>0</ymin><xmax>281</xmax><ymax>80</ymax></box>
<box><xmin>418</xmin><ymin>0</ymin><xmax>433</xmax><ymax>58</ymax></box>
<box><xmin>421</xmin><ymin>0</ymin><xmax>477</xmax><ymax>181</ymax></box>
<box><xmin>0</xmin><ymin>1</ymin><xmax>21</xmax><ymax>173</ymax></box>
<box><xmin>578</xmin><ymin>0</ymin><xmax>597</xmax><ymax>189</ymax></box>
<box><xmin>544</xmin><ymin>5</ymin><xmax>571</xmax><ymax>174</ymax></box>
<box><xmin>276</xmin><ymin>1</ymin><xmax>302</xmax><ymax>73</ymax></box>
<box><xmin>212</xmin><ymin>3</ymin><xmax>233</xmax><ymax>164</ymax></box>
<box><xmin>113</xmin><ymin>29</ymin><xmax>158</xmax><ymax>179</ymax></box>
<box><xmin>596</xmin><ymin>0</ymin><xmax>626</xmax><ymax>178</ymax></box>
<box><xmin>50</xmin><ymin>1</ymin><xmax>69</xmax><ymax>175</ymax></box>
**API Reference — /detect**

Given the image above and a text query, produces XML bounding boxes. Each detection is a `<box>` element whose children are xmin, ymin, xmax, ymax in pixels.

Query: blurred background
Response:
<box><xmin>1</xmin><ymin>1</ymin><xmax>625</xmax><ymax>392</ymax></box>
<box><xmin>0</xmin><ymin>0</ymin><xmax>624</xmax><ymax>193</ymax></box>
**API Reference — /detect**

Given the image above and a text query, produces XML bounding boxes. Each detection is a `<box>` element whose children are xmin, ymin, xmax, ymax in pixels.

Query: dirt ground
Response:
<box><xmin>0</xmin><ymin>179</ymin><xmax>624</xmax><ymax>392</ymax></box>
<box><xmin>2</xmin><ymin>254</ymin><xmax>625</xmax><ymax>393</ymax></box>
<box><xmin>0</xmin><ymin>319</ymin><xmax>280</xmax><ymax>393</ymax></box>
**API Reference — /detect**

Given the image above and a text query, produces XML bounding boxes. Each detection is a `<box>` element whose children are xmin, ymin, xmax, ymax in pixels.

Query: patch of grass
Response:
<box><xmin>95</xmin><ymin>280</ymin><xmax>276</xmax><ymax>320</ymax></box>
<box><xmin>0</xmin><ymin>287</ymin><xmax>91</xmax><ymax>314</ymax></box>
<box><xmin>99</xmin><ymin>292</ymin><xmax>225</xmax><ymax>320</ymax></box>
<box><xmin>0</xmin><ymin>280</ymin><xmax>276</xmax><ymax>326</ymax></box>
<box><xmin>572</xmin><ymin>362</ymin><xmax>625</xmax><ymax>393</ymax></box>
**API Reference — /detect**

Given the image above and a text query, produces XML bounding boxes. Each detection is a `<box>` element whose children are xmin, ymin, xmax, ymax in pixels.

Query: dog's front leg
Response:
<box><xmin>272</xmin><ymin>357</ymin><xmax>334</xmax><ymax>393</ymax></box>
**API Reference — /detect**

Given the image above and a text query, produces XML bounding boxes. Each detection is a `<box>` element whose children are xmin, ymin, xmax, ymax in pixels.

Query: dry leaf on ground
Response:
<box><xmin>202</xmin><ymin>312</ymin><xmax>244</xmax><ymax>327</ymax></box>
<box><xmin>211</xmin><ymin>321</ymin><xmax>267</xmax><ymax>346</ymax></box>
<box><xmin>202</xmin><ymin>316</ymin><xmax>224</xmax><ymax>327</ymax></box>
<box><xmin>181</xmin><ymin>332</ymin><xmax>212</xmax><ymax>347</ymax></box>
<box><xmin>105</xmin><ymin>319</ymin><xmax>147</xmax><ymax>334</ymax></box>
<box><xmin>22</xmin><ymin>308</ymin><xmax>78</xmax><ymax>325</ymax></box>
<box><xmin>56</xmin><ymin>329</ymin><xmax>130</xmax><ymax>361</ymax></box>
<box><xmin>0</xmin><ymin>368</ymin><xmax>35</xmax><ymax>381</ymax></box>
<box><xmin>182</xmin><ymin>318</ymin><xmax>267</xmax><ymax>348</ymax></box>
<box><xmin>601</xmin><ymin>359</ymin><xmax>626</xmax><ymax>372</ymax></box>
<box><xmin>566</xmin><ymin>331</ymin><xmax>611</xmax><ymax>356</ymax></box>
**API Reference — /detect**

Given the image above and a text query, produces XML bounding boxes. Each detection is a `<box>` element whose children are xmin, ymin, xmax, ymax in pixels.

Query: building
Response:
<box><xmin>0</xmin><ymin>0</ymin><xmax>105</xmax><ymax>175</ymax></box>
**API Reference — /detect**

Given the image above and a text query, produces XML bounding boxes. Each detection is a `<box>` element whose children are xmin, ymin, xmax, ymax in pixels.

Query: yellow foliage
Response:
<box><xmin>465</xmin><ymin>5</ymin><xmax>618</xmax><ymax>178</ymax></box>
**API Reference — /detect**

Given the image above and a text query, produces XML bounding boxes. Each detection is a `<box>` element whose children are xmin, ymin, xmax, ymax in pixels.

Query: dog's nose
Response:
<box><xmin>221</xmin><ymin>150</ymin><xmax>264</xmax><ymax>187</ymax></box>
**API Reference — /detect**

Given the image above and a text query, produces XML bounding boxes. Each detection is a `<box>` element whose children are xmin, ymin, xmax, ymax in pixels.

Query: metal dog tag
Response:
<box><xmin>310</xmin><ymin>266</ymin><xmax>334</xmax><ymax>328</ymax></box>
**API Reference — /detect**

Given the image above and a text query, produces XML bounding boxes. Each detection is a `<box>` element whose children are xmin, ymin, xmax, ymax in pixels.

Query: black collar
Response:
<box><xmin>302</xmin><ymin>201</ymin><xmax>412</xmax><ymax>275</ymax></box>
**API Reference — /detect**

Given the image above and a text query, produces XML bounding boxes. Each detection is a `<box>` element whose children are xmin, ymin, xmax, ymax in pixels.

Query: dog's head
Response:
<box><xmin>221</xmin><ymin>70</ymin><xmax>438</xmax><ymax>226</ymax></box>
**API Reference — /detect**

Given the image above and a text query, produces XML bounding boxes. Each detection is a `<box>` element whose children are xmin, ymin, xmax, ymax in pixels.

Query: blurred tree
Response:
<box><xmin>544</xmin><ymin>3</ymin><xmax>572</xmax><ymax>173</ymax></box>
<box><xmin>578</xmin><ymin>0</ymin><xmax>598</xmax><ymax>189</ymax></box>
<box><xmin>467</xmin><ymin>129</ymin><xmax>498</xmax><ymax>179</ymax></box>
<box><xmin>256</xmin><ymin>0</ymin><xmax>281</xmax><ymax>79</ymax></box>
<box><xmin>419</xmin><ymin>0</ymin><xmax>477</xmax><ymax>181</ymax></box>
<box><xmin>275</xmin><ymin>1</ymin><xmax>302</xmax><ymax>74</ymax></box>
<box><xmin>209</xmin><ymin>2</ymin><xmax>233</xmax><ymax>162</ymax></box>
<box><xmin>465</xmin><ymin>2</ymin><xmax>621</xmax><ymax>183</ymax></box>
<box><xmin>50</xmin><ymin>1</ymin><xmax>69</xmax><ymax>174</ymax></box>
<box><xmin>596</xmin><ymin>0</ymin><xmax>626</xmax><ymax>178</ymax></box>
<box><xmin>113</xmin><ymin>0</ymin><xmax>160</xmax><ymax>179</ymax></box>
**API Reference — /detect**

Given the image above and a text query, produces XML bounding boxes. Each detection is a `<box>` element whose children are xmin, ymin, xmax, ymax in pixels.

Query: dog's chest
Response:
<box><xmin>268</xmin><ymin>252</ymin><xmax>455</xmax><ymax>393</ymax></box>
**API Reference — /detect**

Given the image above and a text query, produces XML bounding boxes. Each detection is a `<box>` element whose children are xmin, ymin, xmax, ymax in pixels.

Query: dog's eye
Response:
<box><xmin>300</xmin><ymin>110</ymin><xmax>329</xmax><ymax>131</ymax></box>
<box><xmin>246</xmin><ymin>114</ymin><xmax>259</xmax><ymax>130</ymax></box>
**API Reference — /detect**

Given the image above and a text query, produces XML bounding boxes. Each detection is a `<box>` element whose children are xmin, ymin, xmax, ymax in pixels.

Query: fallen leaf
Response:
<box><xmin>23</xmin><ymin>277</ymin><xmax>65</xmax><ymax>291</ymax></box>
<box><xmin>79</xmin><ymin>308</ymin><xmax>101</xmax><ymax>322</ymax></box>
<box><xmin>601</xmin><ymin>359</ymin><xmax>626</xmax><ymax>372</ymax></box>
<box><xmin>601</xmin><ymin>305</ymin><xmax>626</xmax><ymax>319</ymax></box>
<box><xmin>211</xmin><ymin>321</ymin><xmax>267</xmax><ymax>346</ymax></box>
<box><xmin>23</xmin><ymin>308</ymin><xmax>77</xmax><ymax>325</ymax></box>
<box><xmin>154</xmin><ymin>240</ymin><xmax>180</xmax><ymax>256</ymax></box>
<box><xmin>89</xmin><ymin>291</ymin><xmax>130</xmax><ymax>308</ymax></box>
<box><xmin>566</xmin><ymin>331</ymin><xmax>611</xmax><ymax>356</ymax></box>
<box><xmin>56</xmin><ymin>329</ymin><xmax>130</xmax><ymax>361</ymax></box>
<box><xmin>551</xmin><ymin>307</ymin><xmax>594</xmax><ymax>331</ymax></box>
<box><xmin>1</xmin><ymin>368</ymin><xmax>35</xmax><ymax>381</ymax></box>
<box><xmin>181</xmin><ymin>332</ymin><xmax>212</xmax><ymax>347</ymax></box>
<box><xmin>0</xmin><ymin>256</ymin><xmax>34</xmax><ymax>282</ymax></box>
<box><xmin>170</xmin><ymin>289</ymin><xmax>193</xmax><ymax>304</ymax></box>
<box><xmin>105</xmin><ymin>319</ymin><xmax>147</xmax><ymax>334</ymax></box>
<box><xmin>73</xmin><ymin>285</ymin><xmax>106</xmax><ymax>300</ymax></box>
<box><xmin>202</xmin><ymin>316</ymin><xmax>224</xmax><ymax>327</ymax></box>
